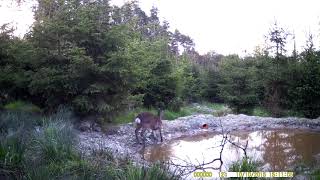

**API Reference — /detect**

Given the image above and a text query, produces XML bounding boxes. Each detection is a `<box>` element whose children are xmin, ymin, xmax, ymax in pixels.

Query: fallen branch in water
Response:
<box><xmin>165</xmin><ymin>119</ymin><xmax>249</xmax><ymax>176</ymax></box>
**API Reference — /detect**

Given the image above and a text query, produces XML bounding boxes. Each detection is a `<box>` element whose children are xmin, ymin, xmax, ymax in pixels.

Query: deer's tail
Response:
<box><xmin>135</xmin><ymin>118</ymin><xmax>141</xmax><ymax>124</ymax></box>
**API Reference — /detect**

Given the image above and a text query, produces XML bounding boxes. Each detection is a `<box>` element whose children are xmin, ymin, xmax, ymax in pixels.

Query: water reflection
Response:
<box><xmin>143</xmin><ymin>130</ymin><xmax>320</xmax><ymax>171</ymax></box>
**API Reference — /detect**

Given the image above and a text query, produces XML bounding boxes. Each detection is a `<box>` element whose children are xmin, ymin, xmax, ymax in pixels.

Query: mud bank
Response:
<box><xmin>78</xmin><ymin>114</ymin><xmax>320</xmax><ymax>163</ymax></box>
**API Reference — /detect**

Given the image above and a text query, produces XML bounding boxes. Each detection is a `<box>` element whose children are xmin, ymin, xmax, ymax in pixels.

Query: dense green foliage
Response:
<box><xmin>1</xmin><ymin>0</ymin><xmax>320</xmax><ymax>124</ymax></box>
<box><xmin>0</xmin><ymin>0</ymin><xmax>198</xmax><ymax>121</ymax></box>
<box><xmin>218</xmin><ymin>55</ymin><xmax>258</xmax><ymax>114</ymax></box>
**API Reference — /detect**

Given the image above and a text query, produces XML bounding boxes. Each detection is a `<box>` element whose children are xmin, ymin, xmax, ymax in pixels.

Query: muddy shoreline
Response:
<box><xmin>78</xmin><ymin>114</ymin><xmax>320</xmax><ymax>164</ymax></box>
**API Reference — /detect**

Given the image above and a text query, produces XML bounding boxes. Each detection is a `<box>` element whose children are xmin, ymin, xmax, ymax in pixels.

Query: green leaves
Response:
<box><xmin>218</xmin><ymin>55</ymin><xmax>259</xmax><ymax>113</ymax></box>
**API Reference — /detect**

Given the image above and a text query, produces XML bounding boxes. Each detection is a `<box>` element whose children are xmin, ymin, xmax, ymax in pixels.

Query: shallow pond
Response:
<box><xmin>143</xmin><ymin>129</ymin><xmax>320</xmax><ymax>172</ymax></box>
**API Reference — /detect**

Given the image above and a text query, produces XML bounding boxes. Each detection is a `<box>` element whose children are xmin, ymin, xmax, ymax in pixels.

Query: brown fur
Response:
<box><xmin>134</xmin><ymin>112</ymin><xmax>163</xmax><ymax>145</ymax></box>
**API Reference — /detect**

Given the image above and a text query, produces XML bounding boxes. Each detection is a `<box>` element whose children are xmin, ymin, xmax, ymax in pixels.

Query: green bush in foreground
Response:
<box><xmin>228</xmin><ymin>157</ymin><xmax>260</xmax><ymax>180</ymax></box>
<box><xmin>229</xmin><ymin>157</ymin><xmax>259</xmax><ymax>172</ymax></box>
<box><xmin>0</xmin><ymin>111</ymin><xmax>40</xmax><ymax>179</ymax></box>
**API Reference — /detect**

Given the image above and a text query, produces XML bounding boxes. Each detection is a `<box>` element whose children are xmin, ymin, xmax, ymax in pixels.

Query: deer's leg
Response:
<box><xmin>140</xmin><ymin>129</ymin><xmax>146</xmax><ymax>145</ymax></box>
<box><xmin>159</xmin><ymin>128</ymin><xmax>163</xmax><ymax>142</ymax></box>
<box><xmin>151</xmin><ymin>130</ymin><xmax>157</xmax><ymax>141</ymax></box>
<box><xmin>135</xmin><ymin>127</ymin><xmax>141</xmax><ymax>144</ymax></box>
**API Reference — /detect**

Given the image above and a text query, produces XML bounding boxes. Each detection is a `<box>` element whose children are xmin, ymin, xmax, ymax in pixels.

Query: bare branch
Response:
<box><xmin>164</xmin><ymin>118</ymin><xmax>249</xmax><ymax>176</ymax></box>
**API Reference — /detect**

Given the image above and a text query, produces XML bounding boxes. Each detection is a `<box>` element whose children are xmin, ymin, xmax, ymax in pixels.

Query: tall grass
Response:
<box><xmin>27</xmin><ymin>121</ymin><xmax>76</xmax><ymax>166</ymax></box>
<box><xmin>0</xmin><ymin>111</ymin><xmax>40</xmax><ymax>179</ymax></box>
<box><xmin>0</xmin><ymin>136</ymin><xmax>26</xmax><ymax>179</ymax></box>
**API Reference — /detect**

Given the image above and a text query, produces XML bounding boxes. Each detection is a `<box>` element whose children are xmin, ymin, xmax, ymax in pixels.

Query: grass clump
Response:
<box><xmin>203</xmin><ymin>102</ymin><xmax>225</xmax><ymax>111</ymax></box>
<box><xmin>4</xmin><ymin>101</ymin><xmax>42</xmax><ymax>113</ymax></box>
<box><xmin>229</xmin><ymin>157</ymin><xmax>260</xmax><ymax>172</ymax></box>
<box><xmin>251</xmin><ymin>106</ymin><xmax>271</xmax><ymax>117</ymax></box>
<box><xmin>27</xmin><ymin>121</ymin><xmax>76</xmax><ymax>166</ymax></box>
<box><xmin>228</xmin><ymin>157</ymin><xmax>261</xmax><ymax>180</ymax></box>
<box><xmin>120</xmin><ymin>163</ymin><xmax>180</xmax><ymax>180</ymax></box>
<box><xmin>163</xmin><ymin>107</ymin><xmax>193</xmax><ymax>120</ymax></box>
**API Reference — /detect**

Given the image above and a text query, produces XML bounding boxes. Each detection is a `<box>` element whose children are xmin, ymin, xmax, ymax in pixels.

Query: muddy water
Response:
<box><xmin>143</xmin><ymin>129</ymin><xmax>320</xmax><ymax>171</ymax></box>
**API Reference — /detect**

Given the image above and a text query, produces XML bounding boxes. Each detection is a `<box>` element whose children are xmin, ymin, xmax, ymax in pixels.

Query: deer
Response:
<box><xmin>134</xmin><ymin>108</ymin><xmax>163</xmax><ymax>145</ymax></box>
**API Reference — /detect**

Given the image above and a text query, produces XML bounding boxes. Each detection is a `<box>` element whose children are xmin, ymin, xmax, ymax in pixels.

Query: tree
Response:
<box><xmin>266</xmin><ymin>22</ymin><xmax>290</xmax><ymax>61</ymax></box>
<box><xmin>287</xmin><ymin>35</ymin><xmax>320</xmax><ymax>118</ymax></box>
<box><xmin>144</xmin><ymin>59</ymin><xmax>178</xmax><ymax>109</ymax></box>
<box><xmin>20</xmin><ymin>0</ymin><xmax>135</xmax><ymax>120</ymax></box>
<box><xmin>218</xmin><ymin>55</ymin><xmax>258</xmax><ymax>113</ymax></box>
<box><xmin>263</xmin><ymin>22</ymin><xmax>291</xmax><ymax>116</ymax></box>
<box><xmin>0</xmin><ymin>24</ymin><xmax>36</xmax><ymax>105</ymax></box>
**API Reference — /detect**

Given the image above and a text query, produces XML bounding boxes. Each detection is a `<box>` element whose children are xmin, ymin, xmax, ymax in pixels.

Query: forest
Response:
<box><xmin>1</xmin><ymin>0</ymin><xmax>320</xmax><ymax>179</ymax></box>
<box><xmin>1</xmin><ymin>0</ymin><xmax>320</xmax><ymax>120</ymax></box>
